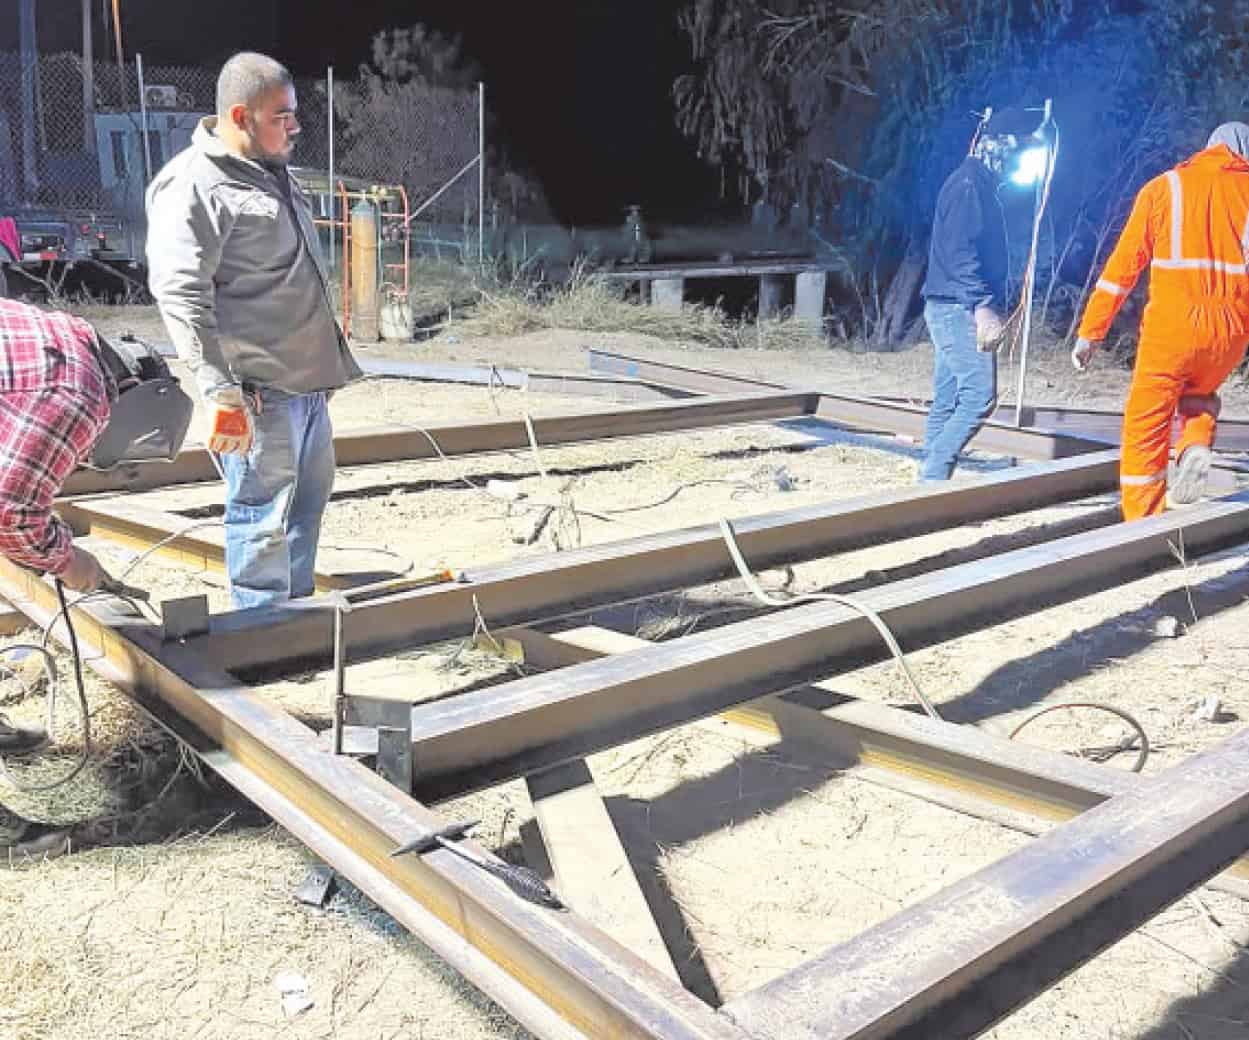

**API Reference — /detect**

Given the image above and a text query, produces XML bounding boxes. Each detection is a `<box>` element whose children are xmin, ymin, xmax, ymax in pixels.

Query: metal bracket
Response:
<box><xmin>161</xmin><ymin>594</ymin><xmax>210</xmax><ymax>641</ymax></box>
<box><xmin>294</xmin><ymin>863</ymin><xmax>337</xmax><ymax>907</ymax></box>
<box><xmin>343</xmin><ymin>694</ymin><xmax>414</xmax><ymax>792</ymax></box>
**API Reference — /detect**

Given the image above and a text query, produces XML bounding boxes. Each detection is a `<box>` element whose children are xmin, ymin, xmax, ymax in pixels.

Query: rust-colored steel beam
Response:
<box><xmin>400</xmin><ymin>490</ymin><xmax>1249</xmax><ymax>801</ymax></box>
<box><xmin>0</xmin><ymin>556</ymin><xmax>747</xmax><ymax>1040</ymax></box>
<box><xmin>587</xmin><ymin>351</ymin><xmax>1106</xmax><ymax>461</ymax></box>
<box><xmin>60</xmin><ymin>390</ymin><xmax>817</xmax><ymax>496</ymax></box>
<box><xmin>724</xmin><ymin>725</ymin><xmax>1249</xmax><ymax>1040</ymax></box>
<box><xmin>58</xmin><ymin>499</ymin><xmax>357</xmax><ymax>591</ymax></box>
<box><xmin>198</xmin><ymin>450</ymin><xmax>1120</xmax><ymax>674</ymax></box>
<box><xmin>507</xmin><ymin>625</ymin><xmax>1249</xmax><ymax>898</ymax></box>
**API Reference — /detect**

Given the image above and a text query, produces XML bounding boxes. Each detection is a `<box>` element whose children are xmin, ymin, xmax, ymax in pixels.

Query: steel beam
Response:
<box><xmin>358</xmin><ymin>357</ymin><xmax>698</xmax><ymax>402</ymax></box>
<box><xmin>587</xmin><ymin>350</ymin><xmax>1107</xmax><ymax>461</ymax></box>
<box><xmin>60</xmin><ymin>390</ymin><xmax>816</xmax><ymax>496</ymax></box>
<box><xmin>59</xmin><ymin>499</ymin><xmax>358</xmax><ymax>592</ymax></box>
<box><xmin>508</xmin><ymin>625</ymin><xmax>1249</xmax><ymax>897</ymax></box>
<box><xmin>0</xmin><ymin>556</ymin><xmax>747</xmax><ymax>1040</ymax></box>
<box><xmin>877</xmin><ymin>398</ymin><xmax>1249</xmax><ymax>454</ymax></box>
<box><xmin>723</xmin><ymin>725</ymin><xmax>1249</xmax><ymax>1040</ymax></box>
<box><xmin>399</xmin><ymin>490</ymin><xmax>1249</xmax><ymax>801</ymax></box>
<box><xmin>589</xmin><ymin>350</ymin><xmax>783</xmax><ymax>395</ymax></box>
<box><xmin>196</xmin><ymin>450</ymin><xmax>1120</xmax><ymax>674</ymax></box>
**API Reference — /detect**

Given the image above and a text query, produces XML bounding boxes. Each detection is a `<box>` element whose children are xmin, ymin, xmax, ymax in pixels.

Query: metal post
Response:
<box><xmin>1014</xmin><ymin>99</ymin><xmax>1054</xmax><ymax>428</ymax></box>
<box><xmin>82</xmin><ymin>0</ymin><xmax>95</xmax><ymax>152</ymax></box>
<box><xmin>136</xmin><ymin>53</ymin><xmax>152</xmax><ymax>182</ymax></box>
<box><xmin>478</xmin><ymin>81</ymin><xmax>485</xmax><ymax>265</ymax></box>
<box><xmin>331</xmin><ymin>603</ymin><xmax>346</xmax><ymax>755</ymax></box>
<box><xmin>327</xmin><ymin>66</ymin><xmax>335</xmax><ymax>272</ymax></box>
<box><xmin>19</xmin><ymin>0</ymin><xmax>38</xmax><ymax>197</ymax></box>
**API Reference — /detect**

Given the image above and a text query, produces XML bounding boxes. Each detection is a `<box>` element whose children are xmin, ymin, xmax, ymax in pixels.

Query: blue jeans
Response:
<box><xmin>920</xmin><ymin>301</ymin><xmax>997</xmax><ymax>481</ymax></box>
<box><xmin>215</xmin><ymin>389</ymin><xmax>335</xmax><ymax>610</ymax></box>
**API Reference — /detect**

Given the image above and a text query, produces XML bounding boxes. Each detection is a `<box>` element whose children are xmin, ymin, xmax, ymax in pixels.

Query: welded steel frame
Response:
<box><xmin>15</xmin><ymin>353</ymin><xmax>1249</xmax><ymax>1039</ymax></box>
<box><xmin>14</xmin><ymin>480</ymin><xmax>1249</xmax><ymax>1039</ymax></box>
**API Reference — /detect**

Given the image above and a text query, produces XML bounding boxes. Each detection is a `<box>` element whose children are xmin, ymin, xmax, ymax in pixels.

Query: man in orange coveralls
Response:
<box><xmin>1073</xmin><ymin>123</ymin><xmax>1249</xmax><ymax>520</ymax></box>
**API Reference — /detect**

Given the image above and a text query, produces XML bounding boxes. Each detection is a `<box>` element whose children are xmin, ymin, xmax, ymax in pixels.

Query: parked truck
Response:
<box><xmin>0</xmin><ymin>83</ymin><xmax>200</xmax><ymax>298</ymax></box>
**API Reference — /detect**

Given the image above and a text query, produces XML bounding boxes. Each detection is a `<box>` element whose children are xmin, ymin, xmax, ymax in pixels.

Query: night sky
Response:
<box><xmin>9</xmin><ymin>0</ymin><xmax>721</xmax><ymax>225</ymax></box>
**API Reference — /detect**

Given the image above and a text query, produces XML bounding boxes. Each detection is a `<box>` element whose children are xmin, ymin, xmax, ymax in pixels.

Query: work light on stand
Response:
<box><xmin>1011</xmin><ymin>99</ymin><xmax>1057</xmax><ymax>429</ymax></box>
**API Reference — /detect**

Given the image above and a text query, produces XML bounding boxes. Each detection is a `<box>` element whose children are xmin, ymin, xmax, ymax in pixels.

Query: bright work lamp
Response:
<box><xmin>1010</xmin><ymin>145</ymin><xmax>1050</xmax><ymax>187</ymax></box>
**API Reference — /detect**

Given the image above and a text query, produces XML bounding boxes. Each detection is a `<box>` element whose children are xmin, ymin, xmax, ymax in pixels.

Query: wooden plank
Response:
<box><xmin>60</xmin><ymin>390</ymin><xmax>816</xmax><ymax>496</ymax></box>
<box><xmin>198</xmin><ymin>450</ymin><xmax>1121</xmax><ymax>673</ymax></box>
<box><xmin>526</xmin><ymin>760</ymin><xmax>680</xmax><ymax>980</ymax></box>
<box><xmin>723</xmin><ymin>725</ymin><xmax>1249</xmax><ymax>1040</ymax></box>
<box><xmin>400</xmin><ymin>489</ymin><xmax>1249</xmax><ymax>801</ymax></box>
<box><xmin>0</xmin><ymin>555</ymin><xmax>747</xmax><ymax>1040</ymax></box>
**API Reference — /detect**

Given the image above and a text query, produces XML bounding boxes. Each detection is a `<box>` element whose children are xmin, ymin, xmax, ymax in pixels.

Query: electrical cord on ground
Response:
<box><xmin>717</xmin><ymin>516</ymin><xmax>1155</xmax><ymax>772</ymax></box>
<box><xmin>718</xmin><ymin>517</ymin><xmax>943</xmax><ymax>721</ymax></box>
<box><xmin>1008</xmin><ymin>701</ymin><xmax>1150</xmax><ymax>773</ymax></box>
<box><xmin>0</xmin><ymin>581</ymin><xmax>93</xmax><ymax>794</ymax></box>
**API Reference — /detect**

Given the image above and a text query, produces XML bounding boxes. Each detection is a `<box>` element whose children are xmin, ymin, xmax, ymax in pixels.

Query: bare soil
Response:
<box><xmin>3</xmin><ymin>307</ymin><xmax>1249</xmax><ymax>1040</ymax></box>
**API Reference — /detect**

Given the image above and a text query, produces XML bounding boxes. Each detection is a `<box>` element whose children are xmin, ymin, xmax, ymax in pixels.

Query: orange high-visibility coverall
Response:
<box><xmin>1078</xmin><ymin>144</ymin><xmax>1249</xmax><ymax>519</ymax></box>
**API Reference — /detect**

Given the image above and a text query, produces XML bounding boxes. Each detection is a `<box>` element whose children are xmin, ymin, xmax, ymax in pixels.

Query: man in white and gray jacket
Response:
<box><xmin>147</xmin><ymin>52</ymin><xmax>360</xmax><ymax>609</ymax></box>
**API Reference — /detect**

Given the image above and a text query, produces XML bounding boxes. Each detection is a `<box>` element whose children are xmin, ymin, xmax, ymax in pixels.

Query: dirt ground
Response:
<box><xmin>4</xmin><ymin>306</ymin><xmax>1249</xmax><ymax>1040</ymax></box>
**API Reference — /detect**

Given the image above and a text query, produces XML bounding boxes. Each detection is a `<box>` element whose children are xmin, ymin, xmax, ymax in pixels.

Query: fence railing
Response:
<box><xmin>0</xmin><ymin>51</ymin><xmax>485</xmax><ymax>270</ymax></box>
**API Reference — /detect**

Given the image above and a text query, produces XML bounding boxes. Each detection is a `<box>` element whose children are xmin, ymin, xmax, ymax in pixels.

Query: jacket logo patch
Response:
<box><xmin>239</xmin><ymin>194</ymin><xmax>281</xmax><ymax>220</ymax></box>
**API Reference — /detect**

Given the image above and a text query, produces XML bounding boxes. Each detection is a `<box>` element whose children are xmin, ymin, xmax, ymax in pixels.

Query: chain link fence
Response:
<box><xmin>331</xmin><ymin>77</ymin><xmax>481</xmax><ymax>233</ymax></box>
<box><xmin>0</xmin><ymin>51</ymin><xmax>483</xmax><ymax>265</ymax></box>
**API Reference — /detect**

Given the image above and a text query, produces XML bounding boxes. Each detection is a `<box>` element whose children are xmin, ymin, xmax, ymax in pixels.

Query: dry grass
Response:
<box><xmin>0</xmin><ymin>825</ymin><xmax>534</xmax><ymax>1040</ymax></box>
<box><xmin>441</xmin><ymin>264</ymin><xmax>830</xmax><ymax>352</ymax></box>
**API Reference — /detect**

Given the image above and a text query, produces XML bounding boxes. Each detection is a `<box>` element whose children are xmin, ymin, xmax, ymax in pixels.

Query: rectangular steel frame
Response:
<box><xmin>17</xmin><ymin>353</ymin><xmax>1249</xmax><ymax>1040</ymax></box>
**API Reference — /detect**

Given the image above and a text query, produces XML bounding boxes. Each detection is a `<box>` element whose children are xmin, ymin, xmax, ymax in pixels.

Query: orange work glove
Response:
<box><xmin>205</xmin><ymin>387</ymin><xmax>254</xmax><ymax>455</ymax></box>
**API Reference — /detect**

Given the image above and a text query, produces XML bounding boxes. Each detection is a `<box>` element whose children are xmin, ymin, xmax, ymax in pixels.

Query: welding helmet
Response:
<box><xmin>973</xmin><ymin>106</ymin><xmax>1047</xmax><ymax>184</ymax></box>
<box><xmin>86</xmin><ymin>333</ymin><xmax>194</xmax><ymax>470</ymax></box>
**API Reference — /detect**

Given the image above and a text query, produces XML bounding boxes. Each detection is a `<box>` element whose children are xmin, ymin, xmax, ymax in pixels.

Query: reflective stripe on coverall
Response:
<box><xmin>1078</xmin><ymin>144</ymin><xmax>1249</xmax><ymax>519</ymax></box>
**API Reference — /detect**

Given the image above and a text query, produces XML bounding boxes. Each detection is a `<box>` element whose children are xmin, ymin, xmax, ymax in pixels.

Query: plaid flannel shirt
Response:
<box><xmin>0</xmin><ymin>300</ymin><xmax>114</xmax><ymax>575</ymax></box>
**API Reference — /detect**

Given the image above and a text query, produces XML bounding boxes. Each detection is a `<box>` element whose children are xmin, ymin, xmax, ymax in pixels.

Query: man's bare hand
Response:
<box><xmin>59</xmin><ymin>547</ymin><xmax>108</xmax><ymax>593</ymax></box>
<box><xmin>1071</xmin><ymin>337</ymin><xmax>1099</xmax><ymax>372</ymax></box>
<box><xmin>974</xmin><ymin>306</ymin><xmax>1006</xmax><ymax>352</ymax></box>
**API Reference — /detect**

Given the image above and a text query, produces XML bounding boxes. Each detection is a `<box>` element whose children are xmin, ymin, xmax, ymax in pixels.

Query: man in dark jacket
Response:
<box><xmin>919</xmin><ymin>107</ymin><xmax>1036</xmax><ymax>480</ymax></box>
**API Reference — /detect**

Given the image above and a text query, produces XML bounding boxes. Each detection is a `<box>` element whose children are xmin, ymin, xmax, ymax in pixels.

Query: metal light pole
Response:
<box><xmin>1013</xmin><ymin>99</ymin><xmax>1055</xmax><ymax>428</ymax></box>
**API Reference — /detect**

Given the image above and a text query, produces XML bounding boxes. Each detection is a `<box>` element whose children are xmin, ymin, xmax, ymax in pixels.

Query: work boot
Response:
<box><xmin>0</xmin><ymin>802</ymin><xmax>70</xmax><ymax>866</ymax></box>
<box><xmin>0</xmin><ymin>713</ymin><xmax>46</xmax><ymax>756</ymax></box>
<box><xmin>1168</xmin><ymin>445</ymin><xmax>1213</xmax><ymax>508</ymax></box>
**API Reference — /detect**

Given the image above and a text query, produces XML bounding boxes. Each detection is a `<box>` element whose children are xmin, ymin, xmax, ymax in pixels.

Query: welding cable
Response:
<box><xmin>719</xmin><ymin>520</ymin><xmax>1156</xmax><ymax>769</ymax></box>
<box><xmin>1007</xmin><ymin>701</ymin><xmax>1150</xmax><ymax>773</ymax></box>
<box><xmin>0</xmin><ymin>582</ymin><xmax>93</xmax><ymax>794</ymax></box>
<box><xmin>718</xmin><ymin>517</ymin><xmax>943</xmax><ymax>721</ymax></box>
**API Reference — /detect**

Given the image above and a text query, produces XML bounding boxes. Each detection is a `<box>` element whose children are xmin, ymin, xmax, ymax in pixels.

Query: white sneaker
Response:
<box><xmin>1167</xmin><ymin>445</ymin><xmax>1213</xmax><ymax>508</ymax></box>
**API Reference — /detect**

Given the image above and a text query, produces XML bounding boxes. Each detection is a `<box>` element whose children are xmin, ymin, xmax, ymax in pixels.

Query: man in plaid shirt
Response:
<box><xmin>0</xmin><ymin>298</ymin><xmax>117</xmax><ymax>860</ymax></box>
